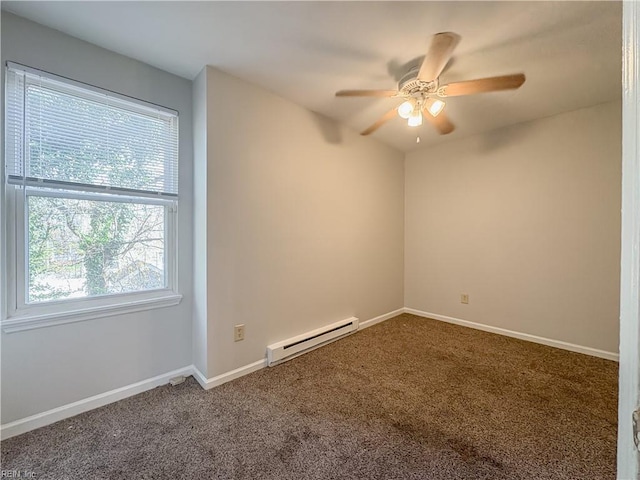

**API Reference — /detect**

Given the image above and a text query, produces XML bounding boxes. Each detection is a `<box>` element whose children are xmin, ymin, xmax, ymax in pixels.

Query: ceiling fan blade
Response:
<box><xmin>441</xmin><ymin>73</ymin><xmax>526</xmax><ymax>97</ymax></box>
<box><xmin>424</xmin><ymin>110</ymin><xmax>455</xmax><ymax>135</ymax></box>
<box><xmin>418</xmin><ymin>32</ymin><xmax>461</xmax><ymax>82</ymax></box>
<box><xmin>361</xmin><ymin>107</ymin><xmax>398</xmax><ymax>136</ymax></box>
<box><xmin>336</xmin><ymin>90</ymin><xmax>399</xmax><ymax>98</ymax></box>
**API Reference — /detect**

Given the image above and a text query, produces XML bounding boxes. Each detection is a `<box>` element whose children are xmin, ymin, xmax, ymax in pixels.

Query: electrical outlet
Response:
<box><xmin>461</xmin><ymin>294</ymin><xmax>469</xmax><ymax>304</ymax></box>
<box><xmin>234</xmin><ymin>324</ymin><xmax>245</xmax><ymax>342</ymax></box>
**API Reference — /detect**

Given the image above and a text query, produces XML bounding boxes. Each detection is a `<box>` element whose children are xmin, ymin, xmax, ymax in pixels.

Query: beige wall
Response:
<box><xmin>195</xmin><ymin>67</ymin><xmax>405</xmax><ymax>377</ymax></box>
<box><xmin>405</xmin><ymin>101</ymin><xmax>621</xmax><ymax>354</ymax></box>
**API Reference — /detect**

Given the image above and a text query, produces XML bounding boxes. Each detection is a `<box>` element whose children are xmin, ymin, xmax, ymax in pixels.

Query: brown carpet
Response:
<box><xmin>1</xmin><ymin>314</ymin><xmax>618</xmax><ymax>479</ymax></box>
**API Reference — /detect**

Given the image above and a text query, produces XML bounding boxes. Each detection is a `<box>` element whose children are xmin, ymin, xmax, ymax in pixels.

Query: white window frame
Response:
<box><xmin>2</xmin><ymin>63</ymin><xmax>182</xmax><ymax>333</ymax></box>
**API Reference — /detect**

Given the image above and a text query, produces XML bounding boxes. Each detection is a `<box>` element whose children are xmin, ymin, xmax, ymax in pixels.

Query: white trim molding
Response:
<box><xmin>191</xmin><ymin>360</ymin><xmax>267</xmax><ymax>390</ymax></box>
<box><xmin>0</xmin><ymin>306</ymin><xmax>621</xmax><ymax>442</ymax></box>
<box><xmin>2</xmin><ymin>293</ymin><xmax>183</xmax><ymax>333</ymax></box>
<box><xmin>0</xmin><ymin>366</ymin><xmax>193</xmax><ymax>440</ymax></box>
<box><xmin>0</xmin><ymin>308</ymin><xmax>407</xmax><ymax>440</ymax></box>
<box><xmin>618</xmin><ymin>1</ymin><xmax>640</xmax><ymax>477</ymax></box>
<box><xmin>191</xmin><ymin>308</ymin><xmax>407</xmax><ymax>388</ymax></box>
<box><xmin>404</xmin><ymin>308</ymin><xmax>619</xmax><ymax>362</ymax></box>
<box><xmin>358</xmin><ymin>308</ymin><xmax>405</xmax><ymax>330</ymax></box>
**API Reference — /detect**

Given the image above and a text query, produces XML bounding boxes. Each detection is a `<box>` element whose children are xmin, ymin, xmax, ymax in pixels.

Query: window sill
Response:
<box><xmin>2</xmin><ymin>292</ymin><xmax>183</xmax><ymax>333</ymax></box>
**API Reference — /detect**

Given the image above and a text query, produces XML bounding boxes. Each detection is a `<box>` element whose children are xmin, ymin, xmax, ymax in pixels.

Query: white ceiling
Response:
<box><xmin>2</xmin><ymin>1</ymin><xmax>622</xmax><ymax>153</ymax></box>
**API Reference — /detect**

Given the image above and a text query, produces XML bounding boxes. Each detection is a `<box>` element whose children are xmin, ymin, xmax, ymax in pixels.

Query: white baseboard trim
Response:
<box><xmin>404</xmin><ymin>308</ymin><xmax>619</xmax><ymax>362</ymax></box>
<box><xmin>358</xmin><ymin>308</ymin><xmax>405</xmax><ymax>330</ymax></box>
<box><xmin>5</xmin><ymin>307</ymin><xmax>612</xmax><ymax>441</ymax></box>
<box><xmin>192</xmin><ymin>359</ymin><xmax>266</xmax><ymax>390</ymax></box>
<box><xmin>0</xmin><ymin>365</ymin><xmax>193</xmax><ymax>441</ymax></box>
<box><xmin>192</xmin><ymin>308</ymin><xmax>408</xmax><ymax>389</ymax></box>
<box><xmin>0</xmin><ymin>308</ymin><xmax>405</xmax><ymax>440</ymax></box>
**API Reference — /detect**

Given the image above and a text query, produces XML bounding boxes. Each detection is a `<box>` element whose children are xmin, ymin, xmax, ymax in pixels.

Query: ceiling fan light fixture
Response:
<box><xmin>408</xmin><ymin>110</ymin><xmax>423</xmax><ymax>127</ymax></box>
<box><xmin>426</xmin><ymin>98</ymin><xmax>446</xmax><ymax>117</ymax></box>
<box><xmin>336</xmin><ymin>32</ymin><xmax>526</xmax><ymax>137</ymax></box>
<box><xmin>397</xmin><ymin>99</ymin><xmax>415</xmax><ymax>119</ymax></box>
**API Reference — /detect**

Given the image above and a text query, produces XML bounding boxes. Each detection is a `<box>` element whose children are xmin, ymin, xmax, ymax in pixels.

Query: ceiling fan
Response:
<box><xmin>335</xmin><ymin>32</ymin><xmax>525</xmax><ymax>136</ymax></box>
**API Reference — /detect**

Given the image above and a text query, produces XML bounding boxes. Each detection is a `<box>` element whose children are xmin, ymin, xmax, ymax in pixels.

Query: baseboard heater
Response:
<box><xmin>266</xmin><ymin>316</ymin><xmax>359</xmax><ymax>366</ymax></box>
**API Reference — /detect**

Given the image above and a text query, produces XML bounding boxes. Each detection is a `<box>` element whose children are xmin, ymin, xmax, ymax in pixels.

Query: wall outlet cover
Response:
<box><xmin>234</xmin><ymin>324</ymin><xmax>245</xmax><ymax>342</ymax></box>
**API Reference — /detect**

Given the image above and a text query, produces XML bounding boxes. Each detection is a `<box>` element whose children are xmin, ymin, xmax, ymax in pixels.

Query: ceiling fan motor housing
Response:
<box><xmin>398</xmin><ymin>67</ymin><xmax>438</xmax><ymax>97</ymax></box>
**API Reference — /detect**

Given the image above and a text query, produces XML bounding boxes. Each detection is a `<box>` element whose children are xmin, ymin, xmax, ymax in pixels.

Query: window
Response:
<box><xmin>3</xmin><ymin>63</ymin><xmax>181</xmax><ymax>331</ymax></box>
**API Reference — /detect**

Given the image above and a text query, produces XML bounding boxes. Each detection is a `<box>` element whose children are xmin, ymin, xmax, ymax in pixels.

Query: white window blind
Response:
<box><xmin>5</xmin><ymin>63</ymin><xmax>179</xmax><ymax>199</ymax></box>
